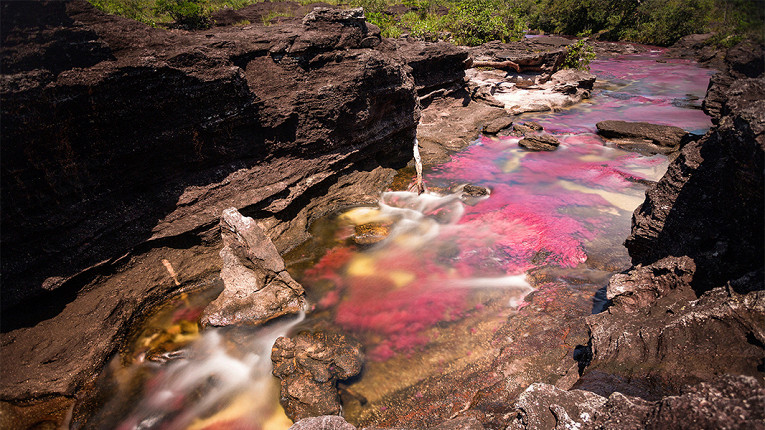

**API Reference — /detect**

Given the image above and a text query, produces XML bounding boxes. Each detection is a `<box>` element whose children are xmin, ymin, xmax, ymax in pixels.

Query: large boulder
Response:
<box><xmin>581</xmin><ymin>259</ymin><xmax>765</xmax><ymax>396</ymax></box>
<box><xmin>596</xmin><ymin>120</ymin><xmax>690</xmax><ymax>153</ymax></box>
<box><xmin>0</xmin><ymin>0</ymin><xmax>419</xmax><ymax>404</ymax></box>
<box><xmin>272</xmin><ymin>331</ymin><xmax>364</xmax><ymax>421</ymax></box>
<box><xmin>200</xmin><ymin>208</ymin><xmax>305</xmax><ymax>327</ymax></box>
<box><xmin>625</xmin><ymin>77</ymin><xmax>764</xmax><ymax>294</ymax></box>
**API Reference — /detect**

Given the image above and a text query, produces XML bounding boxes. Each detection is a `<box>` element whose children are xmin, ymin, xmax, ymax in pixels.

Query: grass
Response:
<box><xmin>89</xmin><ymin>0</ymin><xmax>764</xmax><ymax>46</ymax></box>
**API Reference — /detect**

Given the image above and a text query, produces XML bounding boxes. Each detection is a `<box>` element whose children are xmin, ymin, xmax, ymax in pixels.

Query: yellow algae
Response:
<box><xmin>347</xmin><ymin>255</ymin><xmax>376</xmax><ymax>277</ymax></box>
<box><xmin>263</xmin><ymin>404</ymin><xmax>293</xmax><ymax>430</ymax></box>
<box><xmin>578</xmin><ymin>154</ymin><xmax>611</xmax><ymax>162</ymax></box>
<box><xmin>388</xmin><ymin>270</ymin><xmax>415</xmax><ymax>288</ymax></box>
<box><xmin>186</xmin><ymin>392</ymin><xmax>254</xmax><ymax>430</ymax></box>
<box><xmin>558</xmin><ymin>180</ymin><xmax>644</xmax><ymax>212</ymax></box>
<box><xmin>186</xmin><ymin>389</ymin><xmax>292</xmax><ymax>430</ymax></box>
<box><xmin>338</xmin><ymin>207</ymin><xmax>385</xmax><ymax>226</ymax></box>
<box><xmin>502</xmin><ymin>152</ymin><xmax>528</xmax><ymax>172</ymax></box>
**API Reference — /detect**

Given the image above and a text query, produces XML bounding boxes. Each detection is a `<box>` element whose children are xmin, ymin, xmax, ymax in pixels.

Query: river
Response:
<box><xmin>81</xmin><ymin>51</ymin><xmax>715</xmax><ymax>430</ymax></box>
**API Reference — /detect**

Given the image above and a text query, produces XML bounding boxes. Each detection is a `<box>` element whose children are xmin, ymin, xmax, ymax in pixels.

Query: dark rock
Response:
<box><xmin>519</xmin><ymin>133</ymin><xmax>560</xmax><ymax>151</ymax></box>
<box><xmin>272</xmin><ymin>331</ymin><xmax>364</xmax><ymax>421</ymax></box>
<box><xmin>605</xmin><ymin>256</ymin><xmax>696</xmax><ymax>313</ymax></box>
<box><xmin>432</xmin><ymin>416</ymin><xmax>485</xmax><ymax>430</ymax></box>
<box><xmin>725</xmin><ymin>40</ymin><xmax>765</xmax><ymax>79</ymax></box>
<box><xmin>596</xmin><ymin>120</ymin><xmax>688</xmax><ymax>148</ymax></box>
<box><xmin>289</xmin><ymin>415</ymin><xmax>357</xmax><ymax>430</ymax></box>
<box><xmin>379</xmin><ymin>38</ymin><xmax>469</xmax><ymax>96</ymax></box>
<box><xmin>470</xmin><ymin>36</ymin><xmax>572</xmax><ymax>74</ymax></box>
<box><xmin>200</xmin><ymin>208</ymin><xmax>305</xmax><ymax>327</ymax></box>
<box><xmin>459</xmin><ymin>184</ymin><xmax>490</xmax><ymax>197</ymax></box>
<box><xmin>583</xmin><ymin>281</ymin><xmax>765</xmax><ymax>396</ymax></box>
<box><xmin>512</xmin><ymin>122</ymin><xmax>543</xmax><ymax>136</ymax></box>
<box><xmin>642</xmin><ymin>375</ymin><xmax>765</xmax><ymax>430</ymax></box>
<box><xmin>482</xmin><ymin>116</ymin><xmax>513</xmax><ymax>135</ymax></box>
<box><xmin>0</xmin><ymin>0</ymin><xmax>419</xmax><ymax>403</ymax></box>
<box><xmin>507</xmin><ymin>375</ymin><xmax>765</xmax><ymax>430</ymax></box>
<box><xmin>625</xmin><ymin>77</ymin><xmax>764</xmax><ymax>294</ymax></box>
<box><xmin>664</xmin><ymin>33</ymin><xmax>725</xmax><ymax>69</ymax></box>
<box><xmin>1</xmin><ymin>0</ymin><xmax>417</xmax><ymax>315</ymax></box>
<box><xmin>506</xmin><ymin>383</ymin><xmax>607</xmax><ymax>430</ymax></box>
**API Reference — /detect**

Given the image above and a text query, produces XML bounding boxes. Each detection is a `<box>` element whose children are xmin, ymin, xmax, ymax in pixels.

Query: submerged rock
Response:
<box><xmin>272</xmin><ymin>331</ymin><xmax>364</xmax><ymax>421</ymax></box>
<box><xmin>352</xmin><ymin>222</ymin><xmax>391</xmax><ymax>245</ymax></box>
<box><xmin>200</xmin><ymin>208</ymin><xmax>305</xmax><ymax>327</ymax></box>
<box><xmin>518</xmin><ymin>133</ymin><xmax>560</xmax><ymax>151</ymax></box>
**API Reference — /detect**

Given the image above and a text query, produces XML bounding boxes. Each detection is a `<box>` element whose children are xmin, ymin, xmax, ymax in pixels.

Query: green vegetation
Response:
<box><xmin>89</xmin><ymin>0</ymin><xmax>764</xmax><ymax>47</ymax></box>
<box><xmin>562</xmin><ymin>38</ymin><xmax>595</xmax><ymax>70</ymax></box>
<box><xmin>155</xmin><ymin>0</ymin><xmax>213</xmax><ymax>29</ymax></box>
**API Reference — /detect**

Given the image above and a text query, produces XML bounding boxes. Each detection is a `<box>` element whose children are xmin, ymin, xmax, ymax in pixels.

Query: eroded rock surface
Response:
<box><xmin>518</xmin><ymin>133</ymin><xmax>560</xmax><ymax>151</ymax></box>
<box><xmin>581</xmin><ymin>259</ymin><xmax>765</xmax><ymax>396</ymax></box>
<box><xmin>596</xmin><ymin>120</ymin><xmax>690</xmax><ymax>154</ymax></box>
<box><xmin>0</xmin><ymin>0</ymin><xmax>418</xmax><ymax>403</ymax></box>
<box><xmin>508</xmin><ymin>376</ymin><xmax>765</xmax><ymax>430</ymax></box>
<box><xmin>625</xmin><ymin>75</ymin><xmax>764</xmax><ymax>294</ymax></box>
<box><xmin>200</xmin><ymin>208</ymin><xmax>305</xmax><ymax>326</ymax></box>
<box><xmin>272</xmin><ymin>331</ymin><xmax>364</xmax><ymax>421</ymax></box>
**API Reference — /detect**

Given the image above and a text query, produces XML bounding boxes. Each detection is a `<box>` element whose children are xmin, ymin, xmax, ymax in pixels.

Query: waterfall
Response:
<box><xmin>117</xmin><ymin>311</ymin><xmax>305</xmax><ymax>430</ymax></box>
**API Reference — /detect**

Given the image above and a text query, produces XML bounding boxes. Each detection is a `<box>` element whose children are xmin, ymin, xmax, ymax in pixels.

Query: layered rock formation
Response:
<box><xmin>0</xmin><ymin>0</ymin><xmax>421</xmax><ymax>404</ymax></box>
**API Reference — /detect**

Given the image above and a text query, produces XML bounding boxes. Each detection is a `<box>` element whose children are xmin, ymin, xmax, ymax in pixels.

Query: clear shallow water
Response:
<box><xmin>89</xmin><ymin>53</ymin><xmax>714</xmax><ymax>429</ymax></box>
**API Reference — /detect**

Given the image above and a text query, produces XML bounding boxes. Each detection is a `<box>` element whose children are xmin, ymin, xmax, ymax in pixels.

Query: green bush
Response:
<box><xmin>154</xmin><ymin>0</ymin><xmax>213</xmax><ymax>29</ymax></box>
<box><xmin>401</xmin><ymin>11</ymin><xmax>444</xmax><ymax>41</ymax></box>
<box><xmin>562</xmin><ymin>38</ymin><xmax>596</xmax><ymax>70</ymax></box>
<box><xmin>445</xmin><ymin>0</ymin><xmax>525</xmax><ymax>46</ymax></box>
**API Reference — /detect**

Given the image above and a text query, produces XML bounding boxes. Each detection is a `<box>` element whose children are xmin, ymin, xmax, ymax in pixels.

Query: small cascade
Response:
<box><xmin>117</xmin><ymin>311</ymin><xmax>305</xmax><ymax>430</ymax></box>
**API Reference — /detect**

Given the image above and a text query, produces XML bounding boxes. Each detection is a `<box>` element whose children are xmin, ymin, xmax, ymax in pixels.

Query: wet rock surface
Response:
<box><xmin>272</xmin><ymin>331</ymin><xmax>364</xmax><ymax>421</ymax></box>
<box><xmin>1</xmin><ymin>0</ymin><xmax>419</xmax><ymax>403</ymax></box>
<box><xmin>200</xmin><ymin>208</ymin><xmax>305</xmax><ymax>327</ymax></box>
<box><xmin>518</xmin><ymin>133</ymin><xmax>560</xmax><ymax>151</ymax></box>
<box><xmin>596</xmin><ymin>120</ymin><xmax>689</xmax><ymax>152</ymax></box>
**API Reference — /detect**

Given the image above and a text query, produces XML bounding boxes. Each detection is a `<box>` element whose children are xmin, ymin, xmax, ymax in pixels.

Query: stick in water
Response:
<box><xmin>410</xmin><ymin>138</ymin><xmax>425</xmax><ymax>195</ymax></box>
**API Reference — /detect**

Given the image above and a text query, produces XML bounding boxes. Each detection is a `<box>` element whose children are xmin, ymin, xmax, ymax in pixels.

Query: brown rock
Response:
<box><xmin>0</xmin><ymin>0</ymin><xmax>419</xmax><ymax>402</ymax></box>
<box><xmin>352</xmin><ymin>222</ymin><xmax>391</xmax><ymax>245</ymax></box>
<box><xmin>482</xmin><ymin>116</ymin><xmax>513</xmax><ymax>135</ymax></box>
<box><xmin>596</xmin><ymin>120</ymin><xmax>688</xmax><ymax>148</ymax></box>
<box><xmin>200</xmin><ymin>208</ymin><xmax>305</xmax><ymax>327</ymax></box>
<box><xmin>272</xmin><ymin>331</ymin><xmax>364</xmax><ymax>421</ymax></box>
<box><xmin>519</xmin><ymin>133</ymin><xmax>560</xmax><ymax>151</ymax></box>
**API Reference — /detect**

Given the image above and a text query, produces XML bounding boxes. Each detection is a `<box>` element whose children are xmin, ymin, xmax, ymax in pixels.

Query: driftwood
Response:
<box><xmin>471</xmin><ymin>59</ymin><xmax>521</xmax><ymax>72</ymax></box>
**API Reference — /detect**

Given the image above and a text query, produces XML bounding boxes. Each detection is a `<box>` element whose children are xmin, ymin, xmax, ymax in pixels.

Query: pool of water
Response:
<box><xmin>85</xmin><ymin>52</ymin><xmax>715</xmax><ymax>430</ymax></box>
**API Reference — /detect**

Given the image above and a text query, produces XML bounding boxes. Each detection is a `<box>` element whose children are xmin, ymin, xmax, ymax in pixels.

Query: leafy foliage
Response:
<box><xmin>562</xmin><ymin>38</ymin><xmax>595</xmax><ymax>70</ymax></box>
<box><xmin>154</xmin><ymin>0</ymin><xmax>213</xmax><ymax>29</ymax></box>
<box><xmin>90</xmin><ymin>0</ymin><xmax>764</xmax><ymax>46</ymax></box>
<box><xmin>444</xmin><ymin>0</ymin><xmax>525</xmax><ymax>45</ymax></box>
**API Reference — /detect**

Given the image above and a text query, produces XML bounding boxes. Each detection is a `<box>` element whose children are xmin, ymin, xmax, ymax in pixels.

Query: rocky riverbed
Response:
<box><xmin>1</xmin><ymin>1</ymin><xmax>763</xmax><ymax>429</ymax></box>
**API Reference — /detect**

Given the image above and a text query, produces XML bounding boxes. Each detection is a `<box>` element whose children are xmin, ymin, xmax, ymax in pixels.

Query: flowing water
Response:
<box><xmin>86</xmin><ymin>52</ymin><xmax>715</xmax><ymax>429</ymax></box>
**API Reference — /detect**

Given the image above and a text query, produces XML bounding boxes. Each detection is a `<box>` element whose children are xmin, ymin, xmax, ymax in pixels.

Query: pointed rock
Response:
<box><xmin>201</xmin><ymin>208</ymin><xmax>305</xmax><ymax>327</ymax></box>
